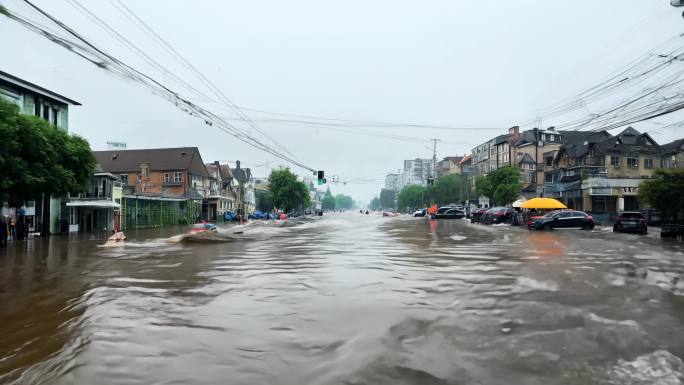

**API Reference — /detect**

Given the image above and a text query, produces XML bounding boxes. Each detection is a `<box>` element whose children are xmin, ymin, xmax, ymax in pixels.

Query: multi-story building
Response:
<box><xmin>661</xmin><ymin>138</ymin><xmax>684</xmax><ymax>169</ymax></box>
<box><xmin>0</xmin><ymin>71</ymin><xmax>81</xmax><ymax>234</ymax></box>
<box><xmin>384</xmin><ymin>173</ymin><xmax>402</xmax><ymax>191</ymax></box>
<box><xmin>436</xmin><ymin>156</ymin><xmax>464</xmax><ymax>177</ymax></box>
<box><xmin>94</xmin><ymin>147</ymin><xmax>210</xmax><ymax>199</ymax></box>
<box><xmin>550</xmin><ymin>127</ymin><xmax>661</xmax><ymax>220</ymax></box>
<box><xmin>66</xmin><ymin>167</ymin><xmax>123</xmax><ymax>233</ymax></box>
<box><xmin>403</xmin><ymin>158</ymin><xmax>433</xmax><ymax>186</ymax></box>
<box><xmin>205</xmin><ymin>162</ymin><xmax>238</xmax><ymax>221</ymax></box>
<box><xmin>512</xmin><ymin>126</ymin><xmax>569</xmax><ymax>197</ymax></box>
<box><xmin>231</xmin><ymin>160</ymin><xmax>255</xmax><ymax>214</ymax></box>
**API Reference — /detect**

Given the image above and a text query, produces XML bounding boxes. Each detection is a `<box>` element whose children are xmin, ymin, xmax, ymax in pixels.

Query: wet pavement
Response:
<box><xmin>0</xmin><ymin>213</ymin><xmax>683</xmax><ymax>385</ymax></box>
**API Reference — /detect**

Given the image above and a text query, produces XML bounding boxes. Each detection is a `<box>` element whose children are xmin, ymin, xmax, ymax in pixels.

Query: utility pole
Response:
<box><xmin>430</xmin><ymin>138</ymin><xmax>440</xmax><ymax>181</ymax></box>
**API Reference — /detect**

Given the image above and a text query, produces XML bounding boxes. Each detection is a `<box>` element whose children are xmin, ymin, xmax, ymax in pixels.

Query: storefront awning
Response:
<box><xmin>66</xmin><ymin>200</ymin><xmax>120</xmax><ymax>208</ymax></box>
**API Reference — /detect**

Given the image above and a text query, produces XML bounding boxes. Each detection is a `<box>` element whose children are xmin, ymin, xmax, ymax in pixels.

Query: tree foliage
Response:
<box><xmin>379</xmin><ymin>188</ymin><xmax>396</xmax><ymax>210</ymax></box>
<box><xmin>322</xmin><ymin>188</ymin><xmax>336</xmax><ymax>210</ymax></box>
<box><xmin>267</xmin><ymin>167</ymin><xmax>310</xmax><ymax>213</ymax></box>
<box><xmin>638</xmin><ymin>169</ymin><xmax>684</xmax><ymax>223</ymax></box>
<box><xmin>369</xmin><ymin>196</ymin><xmax>381</xmax><ymax>210</ymax></box>
<box><xmin>255</xmin><ymin>189</ymin><xmax>274</xmax><ymax>212</ymax></box>
<box><xmin>335</xmin><ymin>194</ymin><xmax>354</xmax><ymax>210</ymax></box>
<box><xmin>0</xmin><ymin>99</ymin><xmax>96</xmax><ymax>206</ymax></box>
<box><xmin>397</xmin><ymin>185</ymin><xmax>425</xmax><ymax>211</ymax></box>
<box><xmin>425</xmin><ymin>174</ymin><xmax>466</xmax><ymax>205</ymax></box>
<box><xmin>476</xmin><ymin>166</ymin><xmax>521</xmax><ymax>206</ymax></box>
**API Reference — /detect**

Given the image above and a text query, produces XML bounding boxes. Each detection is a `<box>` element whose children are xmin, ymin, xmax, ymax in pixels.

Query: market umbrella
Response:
<box><xmin>512</xmin><ymin>198</ymin><xmax>526</xmax><ymax>208</ymax></box>
<box><xmin>521</xmin><ymin>197</ymin><xmax>567</xmax><ymax>209</ymax></box>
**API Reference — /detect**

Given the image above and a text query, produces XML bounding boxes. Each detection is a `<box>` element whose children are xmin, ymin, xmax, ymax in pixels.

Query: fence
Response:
<box><xmin>120</xmin><ymin>196</ymin><xmax>200</xmax><ymax>230</ymax></box>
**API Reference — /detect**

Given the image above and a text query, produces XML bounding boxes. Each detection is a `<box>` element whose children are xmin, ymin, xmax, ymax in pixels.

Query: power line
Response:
<box><xmin>10</xmin><ymin>0</ymin><xmax>315</xmax><ymax>172</ymax></box>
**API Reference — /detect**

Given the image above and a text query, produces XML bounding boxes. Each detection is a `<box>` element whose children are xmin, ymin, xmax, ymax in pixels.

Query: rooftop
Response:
<box><xmin>0</xmin><ymin>70</ymin><xmax>81</xmax><ymax>105</ymax></box>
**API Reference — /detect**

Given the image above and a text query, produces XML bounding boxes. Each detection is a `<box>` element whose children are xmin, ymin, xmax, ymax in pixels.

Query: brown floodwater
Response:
<box><xmin>1</xmin><ymin>214</ymin><xmax>683</xmax><ymax>385</ymax></box>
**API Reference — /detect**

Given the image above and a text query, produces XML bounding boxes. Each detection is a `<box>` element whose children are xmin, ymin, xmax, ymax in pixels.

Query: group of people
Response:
<box><xmin>0</xmin><ymin>215</ymin><xmax>17</xmax><ymax>247</ymax></box>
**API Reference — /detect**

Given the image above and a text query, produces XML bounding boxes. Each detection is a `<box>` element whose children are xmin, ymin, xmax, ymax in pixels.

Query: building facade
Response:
<box><xmin>0</xmin><ymin>71</ymin><xmax>81</xmax><ymax>235</ymax></box>
<box><xmin>385</xmin><ymin>173</ymin><xmax>402</xmax><ymax>191</ymax></box>
<box><xmin>403</xmin><ymin>158</ymin><xmax>433</xmax><ymax>186</ymax></box>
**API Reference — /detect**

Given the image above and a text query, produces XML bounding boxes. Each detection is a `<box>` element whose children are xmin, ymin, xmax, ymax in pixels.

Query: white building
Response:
<box><xmin>384</xmin><ymin>173</ymin><xmax>402</xmax><ymax>191</ymax></box>
<box><xmin>403</xmin><ymin>158</ymin><xmax>433</xmax><ymax>186</ymax></box>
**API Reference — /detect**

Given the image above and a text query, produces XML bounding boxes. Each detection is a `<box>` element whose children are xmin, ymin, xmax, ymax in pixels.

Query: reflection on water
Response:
<box><xmin>0</xmin><ymin>214</ymin><xmax>683</xmax><ymax>385</ymax></box>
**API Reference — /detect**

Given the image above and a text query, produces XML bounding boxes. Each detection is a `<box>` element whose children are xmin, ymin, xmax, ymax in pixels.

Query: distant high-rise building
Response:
<box><xmin>403</xmin><ymin>158</ymin><xmax>432</xmax><ymax>186</ymax></box>
<box><xmin>384</xmin><ymin>173</ymin><xmax>401</xmax><ymax>191</ymax></box>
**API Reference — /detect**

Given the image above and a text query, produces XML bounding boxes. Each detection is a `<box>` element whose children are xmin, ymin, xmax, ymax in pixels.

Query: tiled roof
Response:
<box><xmin>93</xmin><ymin>147</ymin><xmax>209</xmax><ymax>177</ymax></box>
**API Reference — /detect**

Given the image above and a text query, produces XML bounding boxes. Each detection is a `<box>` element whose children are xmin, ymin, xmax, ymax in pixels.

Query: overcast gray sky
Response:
<box><xmin>2</xmin><ymin>0</ymin><xmax>684</xmax><ymax>203</ymax></box>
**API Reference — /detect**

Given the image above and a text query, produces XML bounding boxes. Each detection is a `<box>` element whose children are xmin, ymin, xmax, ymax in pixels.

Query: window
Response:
<box><xmin>610</xmin><ymin>156</ymin><xmax>620</xmax><ymax>166</ymax></box>
<box><xmin>530</xmin><ymin>174</ymin><xmax>536</xmax><ymax>183</ymax></box>
<box><xmin>120</xmin><ymin>174</ymin><xmax>128</xmax><ymax>185</ymax></box>
<box><xmin>140</xmin><ymin>163</ymin><xmax>150</xmax><ymax>178</ymax></box>
<box><xmin>627</xmin><ymin>158</ymin><xmax>638</xmax><ymax>168</ymax></box>
<box><xmin>163</xmin><ymin>173</ymin><xmax>170</xmax><ymax>183</ymax></box>
<box><xmin>546</xmin><ymin>157</ymin><xmax>553</xmax><ymax>166</ymax></box>
<box><xmin>174</xmin><ymin>172</ymin><xmax>182</xmax><ymax>183</ymax></box>
<box><xmin>545</xmin><ymin>173</ymin><xmax>553</xmax><ymax>183</ymax></box>
<box><xmin>52</xmin><ymin>107</ymin><xmax>58</xmax><ymax>126</ymax></box>
<box><xmin>550</xmin><ymin>134</ymin><xmax>555</xmax><ymax>142</ymax></box>
<box><xmin>644</xmin><ymin>158</ymin><xmax>653</xmax><ymax>169</ymax></box>
<box><xmin>42</xmin><ymin>104</ymin><xmax>50</xmax><ymax>121</ymax></box>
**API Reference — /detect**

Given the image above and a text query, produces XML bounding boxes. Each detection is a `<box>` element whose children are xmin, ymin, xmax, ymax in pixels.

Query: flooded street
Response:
<box><xmin>1</xmin><ymin>214</ymin><xmax>684</xmax><ymax>385</ymax></box>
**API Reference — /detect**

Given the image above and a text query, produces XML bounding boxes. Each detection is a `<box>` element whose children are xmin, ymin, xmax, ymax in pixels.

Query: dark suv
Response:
<box><xmin>613</xmin><ymin>212</ymin><xmax>647</xmax><ymax>234</ymax></box>
<box><xmin>529</xmin><ymin>210</ymin><xmax>595</xmax><ymax>230</ymax></box>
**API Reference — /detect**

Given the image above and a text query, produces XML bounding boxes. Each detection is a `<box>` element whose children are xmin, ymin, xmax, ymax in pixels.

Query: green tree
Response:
<box><xmin>476</xmin><ymin>166</ymin><xmax>521</xmax><ymax>206</ymax></box>
<box><xmin>639</xmin><ymin>169</ymin><xmax>684</xmax><ymax>223</ymax></box>
<box><xmin>369</xmin><ymin>196</ymin><xmax>381</xmax><ymax>210</ymax></box>
<box><xmin>475</xmin><ymin>175</ymin><xmax>494</xmax><ymax>203</ymax></box>
<box><xmin>379</xmin><ymin>188</ymin><xmax>396</xmax><ymax>210</ymax></box>
<box><xmin>397</xmin><ymin>185</ymin><xmax>426</xmax><ymax>211</ymax></box>
<box><xmin>255</xmin><ymin>190</ymin><xmax>274</xmax><ymax>212</ymax></box>
<box><xmin>335</xmin><ymin>194</ymin><xmax>354</xmax><ymax>210</ymax></box>
<box><xmin>322</xmin><ymin>188</ymin><xmax>336</xmax><ymax>210</ymax></box>
<box><xmin>267</xmin><ymin>167</ymin><xmax>311</xmax><ymax>213</ymax></box>
<box><xmin>0</xmin><ymin>99</ymin><xmax>95</xmax><ymax>207</ymax></box>
<box><xmin>430</xmin><ymin>174</ymin><xmax>466</xmax><ymax>205</ymax></box>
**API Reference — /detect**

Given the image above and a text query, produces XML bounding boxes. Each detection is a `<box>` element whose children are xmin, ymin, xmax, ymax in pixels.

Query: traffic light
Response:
<box><xmin>317</xmin><ymin>170</ymin><xmax>324</xmax><ymax>181</ymax></box>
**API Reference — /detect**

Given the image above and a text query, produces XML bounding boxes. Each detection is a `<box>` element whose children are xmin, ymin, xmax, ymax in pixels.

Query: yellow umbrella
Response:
<box><xmin>521</xmin><ymin>197</ymin><xmax>567</xmax><ymax>209</ymax></box>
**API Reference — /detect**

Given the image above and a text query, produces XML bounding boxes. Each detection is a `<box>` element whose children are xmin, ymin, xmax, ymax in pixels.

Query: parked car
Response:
<box><xmin>413</xmin><ymin>209</ymin><xmax>426</xmax><ymax>217</ymax></box>
<box><xmin>470</xmin><ymin>208</ymin><xmax>488</xmax><ymax>223</ymax></box>
<box><xmin>432</xmin><ymin>206</ymin><xmax>466</xmax><ymax>219</ymax></box>
<box><xmin>613</xmin><ymin>211</ymin><xmax>647</xmax><ymax>234</ymax></box>
<box><xmin>529</xmin><ymin>210</ymin><xmax>595</xmax><ymax>230</ymax></box>
<box><xmin>481</xmin><ymin>207</ymin><xmax>516</xmax><ymax>225</ymax></box>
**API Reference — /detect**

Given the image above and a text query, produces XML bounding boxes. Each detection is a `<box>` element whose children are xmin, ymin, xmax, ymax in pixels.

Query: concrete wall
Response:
<box><xmin>604</xmin><ymin>154</ymin><xmax>658</xmax><ymax>178</ymax></box>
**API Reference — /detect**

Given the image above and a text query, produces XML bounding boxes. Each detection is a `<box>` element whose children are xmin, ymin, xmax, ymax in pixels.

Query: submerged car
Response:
<box><xmin>190</xmin><ymin>222</ymin><xmax>218</xmax><ymax>233</ymax></box>
<box><xmin>432</xmin><ymin>206</ymin><xmax>466</xmax><ymax>219</ymax></box>
<box><xmin>613</xmin><ymin>211</ymin><xmax>647</xmax><ymax>234</ymax></box>
<box><xmin>413</xmin><ymin>209</ymin><xmax>426</xmax><ymax>217</ymax></box>
<box><xmin>481</xmin><ymin>207</ymin><xmax>516</xmax><ymax>225</ymax></box>
<box><xmin>529</xmin><ymin>210</ymin><xmax>595</xmax><ymax>230</ymax></box>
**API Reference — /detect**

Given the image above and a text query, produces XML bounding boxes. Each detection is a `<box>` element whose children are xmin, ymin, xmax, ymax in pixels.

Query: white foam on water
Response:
<box><xmin>511</xmin><ymin>277</ymin><xmax>559</xmax><ymax>293</ymax></box>
<box><xmin>449</xmin><ymin>234</ymin><xmax>467</xmax><ymax>241</ymax></box>
<box><xmin>603</xmin><ymin>273</ymin><xmax>626</xmax><ymax>287</ymax></box>
<box><xmin>587</xmin><ymin>313</ymin><xmax>639</xmax><ymax>328</ymax></box>
<box><xmin>608</xmin><ymin>350</ymin><xmax>684</xmax><ymax>385</ymax></box>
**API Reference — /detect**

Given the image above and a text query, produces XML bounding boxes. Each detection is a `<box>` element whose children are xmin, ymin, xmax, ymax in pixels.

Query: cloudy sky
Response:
<box><xmin>2</xmin><ymin>0</ymin><xmax>684</xmax><ymax>203</ymax></box>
